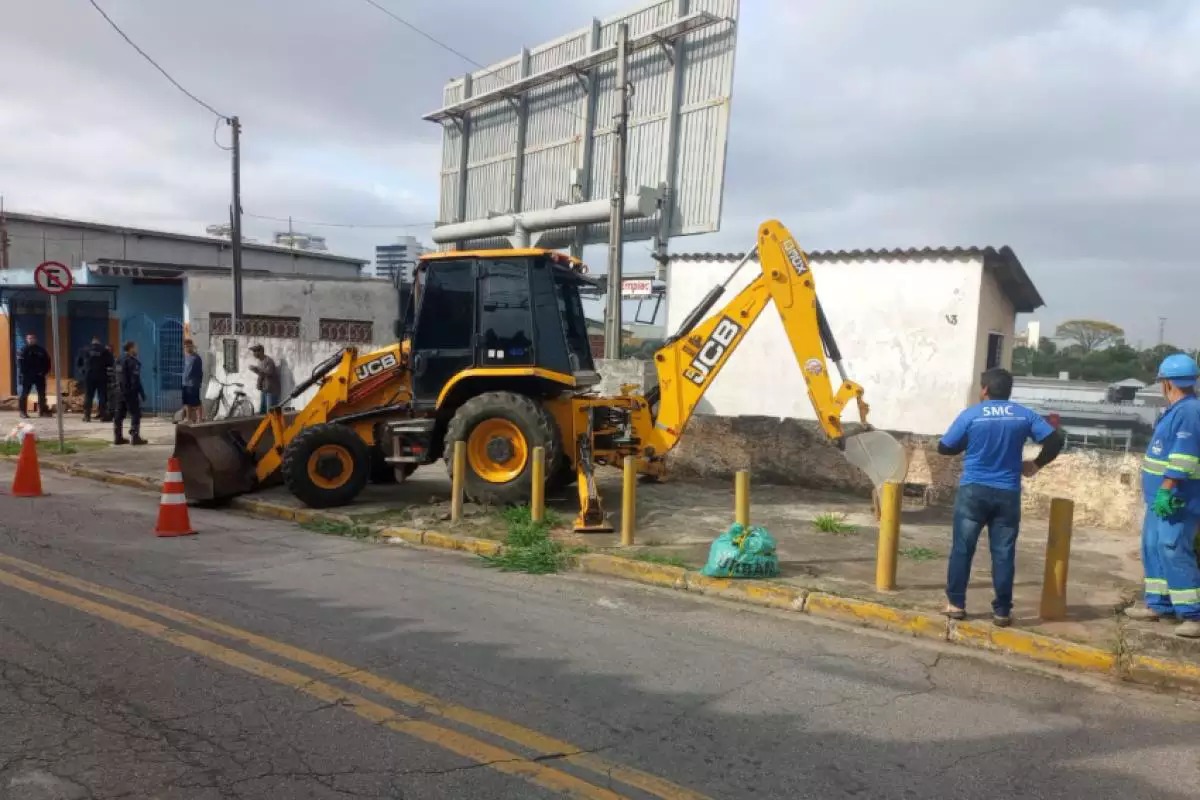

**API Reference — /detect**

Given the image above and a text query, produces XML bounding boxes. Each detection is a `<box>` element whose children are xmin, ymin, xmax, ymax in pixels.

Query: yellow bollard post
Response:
<box><xmin>1040</xmin><ymin>498</ymin><xmax>1075</xmax><ymax>620</ymax></box>
<box><xmin>735</xmin><ymin>470</ymin><xmax>750</xmax><ymax>527</ymax></box>
<box><xmin>875</xmin><ymin>482</ymin><xmax>902</xmax><ymax>591</ymax></box>
<box><xmin>450</xmin><ymin>440</ymin><xmax>466</xmax><ymax>524</ymax></box>
<box><xmin>530</xmin><ymin>446</ymin><xmax>545</xmax><ymax>524</ymax></box>
<box><xmin>621</xmin><ymin>455</ymin><xmax>636</xmax><ymax>546</ymax></box>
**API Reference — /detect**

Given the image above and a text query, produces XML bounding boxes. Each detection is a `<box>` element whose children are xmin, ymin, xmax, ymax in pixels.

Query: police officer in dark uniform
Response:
<box><xmin>76</xmin><ymin>335</ymin><xmax>115</xmax><ymax>422</ymax></box>
<box><xmin>17</xmin><ymin>333</ymin><xmax>52</xmax><ymax>419</ymax></box>
<box><xmin>114</xmin><ymin>340</ymin><xmax>147</xmax><ymax>445</ymax></box>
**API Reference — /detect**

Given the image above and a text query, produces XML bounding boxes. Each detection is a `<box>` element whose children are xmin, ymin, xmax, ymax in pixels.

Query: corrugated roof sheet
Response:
<box><xmin>668</xmin><ymin>246</ymin><xmax>1044</xmax><ymax>313</ymax></box>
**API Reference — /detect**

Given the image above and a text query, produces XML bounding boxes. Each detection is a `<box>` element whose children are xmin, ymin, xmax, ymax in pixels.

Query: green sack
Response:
<box><xmin>700</xmin><ymin>523</ymin><xmax>780</xmax><ymax>579</ymax></box>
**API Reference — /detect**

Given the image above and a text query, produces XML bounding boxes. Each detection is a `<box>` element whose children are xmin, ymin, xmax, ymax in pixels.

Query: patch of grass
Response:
<box><xmin>0</xmin><ymin>437</ymin><xmax>109</xmax><ymax>457</ymax></box>
<box><xmin>813</xmin><ymin>512</ymin><xmax>857</xmax><ymax>535</ymax></box>
<box><xmin>301</xmin><ymin>519</ymin><xmax>376</xmax><ymax>540</ymax></box>
<box><xmin>629</xmin><ymin>551</ymin><xmax>689</xmax><ymax>568</ymax></box>
<box><xmin>499</xmin><ymin>504</ymin><xmax>565</xmax><ymax>530</ymax></box>
<box><xmin>482</xmin><ymin>505</ymin><xmax>566</xmax><ymax>574</ymax></box>
<box><xmin>899</xmin><ymin>546</ymin><xmax>939</xmax><ymax>562</ymax></box>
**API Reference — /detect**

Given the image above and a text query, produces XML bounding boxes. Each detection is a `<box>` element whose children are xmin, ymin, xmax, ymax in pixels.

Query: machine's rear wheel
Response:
<box><xmin>444</xmin><ymin>392</ymin><xmax>562</xmax><ymax>506</ymax></box>
<box><xmin>282</xmin><ymin>424</ymin><xmax>370</xmax><ymax>508</ymax></box>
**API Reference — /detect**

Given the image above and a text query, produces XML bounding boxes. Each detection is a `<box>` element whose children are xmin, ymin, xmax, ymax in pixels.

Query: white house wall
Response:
<box><xmin>973</xmin><ymin>267</ymin><xmax>1016</xmax><ymax>378</ymax></box>
<box><xmin>664</xmin><ymin>255</ymin><xmax>985</xmax><ymax>436</ymax></box>
<box><xmin>184</xmin><ymin>274</ymin><xmax>398</xmax><ymax>409</ymax></box>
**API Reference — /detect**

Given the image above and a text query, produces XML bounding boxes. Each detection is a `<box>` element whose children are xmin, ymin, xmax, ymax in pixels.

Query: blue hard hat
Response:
<box><xmin>1157</xmin><ymin>353</ymin><xmax>1200</xmax><ymax>387</ymax></box>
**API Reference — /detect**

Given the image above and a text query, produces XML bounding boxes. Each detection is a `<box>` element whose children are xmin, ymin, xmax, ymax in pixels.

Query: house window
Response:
<box><xmin>986</xmin><ymin>332</ymin><xmax>1005</xmax><ymax>370</ymax></box>
<box><xmin>319</xmin><ymin>318</ymin><xmax>374</xmax><ymax>343</ymax></box>
<box><xmin>209</xmin><ymin>313</ymin><xmax>301</xmax><ymax>339</ymax></box>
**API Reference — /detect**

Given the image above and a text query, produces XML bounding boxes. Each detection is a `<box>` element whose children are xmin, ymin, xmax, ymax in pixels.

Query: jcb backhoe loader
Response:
<box><xmin>174</xmin><ymin>220</ymin><xmax>907</xmax><ymax>531</ymax></box>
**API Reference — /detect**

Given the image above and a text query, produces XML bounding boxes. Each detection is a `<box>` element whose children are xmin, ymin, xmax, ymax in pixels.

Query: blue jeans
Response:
<box><xmin>259</xmin><ymin>392</ymin><xmax>279</xmax><ymax>414</ymax></box>
<box><xmin>946</xmin><ymin>483</ymin><xmax>1021</xmax><ymax>616</ymax></box>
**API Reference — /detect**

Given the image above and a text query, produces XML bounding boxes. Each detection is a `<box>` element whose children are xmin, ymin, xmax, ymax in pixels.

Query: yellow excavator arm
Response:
<box><xmin>645</xmin><ymin>220</ymin><xmax>889</xmax><ymax>478</ymax></box>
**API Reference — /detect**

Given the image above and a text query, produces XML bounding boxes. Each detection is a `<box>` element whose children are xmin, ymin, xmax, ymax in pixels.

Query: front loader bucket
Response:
<box><xmin>842</xmin><ymin>429</ymin><xmax>908</xmax><ymax>490</ymax></box>
<box><xmin>173</xmin><ymin>415</ymin><xmax>292</xmax><ymax>504</ymax></box>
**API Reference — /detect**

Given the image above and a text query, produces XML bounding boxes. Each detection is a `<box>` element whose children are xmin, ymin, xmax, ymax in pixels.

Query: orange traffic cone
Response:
<box><xmin>155</xmin><ymin>457</ymin><xmax>196</xmax><ymax>537</ymax></box>
<box><xmin>11</xmin><ymin>432</ymin><xmax>43</xmax><ymax>498</ymax></box>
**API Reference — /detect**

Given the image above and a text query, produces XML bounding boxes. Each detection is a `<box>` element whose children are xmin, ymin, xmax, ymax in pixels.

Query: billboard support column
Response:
<box><xmin>604</xmin><ymin>22</ymin><xmax>630</xmax><ymax>360</ymax></box>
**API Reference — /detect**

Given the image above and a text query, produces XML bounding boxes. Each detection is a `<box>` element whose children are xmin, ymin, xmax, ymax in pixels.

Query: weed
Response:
<box><xmin>630</xmin><ymin>551</ymin><xmax>689</xmax><ymax>568</ymax></box>
<box><xmin>301</xmin><ymin>519</ymin><xmax>375</xmax><ymax>540</ymax></box>
<box><xmin>899</xmin><ymin>546</ymin><xmax>939</xmax><ymax>562</ymax></box>
<box><xmin>0</xmin><ymin>438</ymin><xmax>108</xmax><ymax>457</ymax></box>
<box><xmin>482</xmin><ymin>505</ymin><xmax>566</xmax><ymax>574</ymax></box>
<box><xmin>813</xmin><ymin>512</ymin><xmax>856</xmax><ymax>535</ymax></box>
<box><xmin>500</xmin><ymin>504</ymin><xmax>565</xmax><ymax>529</ymax></box>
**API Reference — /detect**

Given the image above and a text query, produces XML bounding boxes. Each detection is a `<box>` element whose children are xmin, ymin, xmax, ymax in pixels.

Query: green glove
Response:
<box><xmin>1153</xmin><ymin>486</ymin><xmax>1185</xmax><ymax>519</ymax></box>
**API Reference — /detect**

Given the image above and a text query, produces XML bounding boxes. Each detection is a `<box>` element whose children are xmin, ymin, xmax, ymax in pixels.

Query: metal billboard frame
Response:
<box><xmin>424</xmin><ymin>0</ymin><xmax>740</xmax><ymax>255</ymax></box>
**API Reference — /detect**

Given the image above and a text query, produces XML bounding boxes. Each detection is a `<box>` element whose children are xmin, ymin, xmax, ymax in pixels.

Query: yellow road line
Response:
<box><xmin>0</xmin><ymin>553</ymin><xmax>711</xmax><ymax>800</ymax></box>
<box><xmin>0</xmin><ymin>566</ymin><xmax>625</xmax><ymax>800</ymax></box>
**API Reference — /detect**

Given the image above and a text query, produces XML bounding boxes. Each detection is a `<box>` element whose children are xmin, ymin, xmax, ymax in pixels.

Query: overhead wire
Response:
<box><xmin>356</xmin><ymin>0</ymin><xmax>589</xmax><ymax>125</ymax></box>
<box><xmin>86</xmin><ymin>0</ymin><xmax>229</xmax><ymax>121</ymax></box>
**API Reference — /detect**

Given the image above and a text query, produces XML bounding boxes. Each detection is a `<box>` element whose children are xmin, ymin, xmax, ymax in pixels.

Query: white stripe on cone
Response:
<box><xmin>160</xmin><ymin>493</ymin><xmax>187</xmax><ymax>505</ymax></box>
<box><xmin>164</xmin><ymin>472</ymin><xmax>183</xmax><ymax>482</ymax></box>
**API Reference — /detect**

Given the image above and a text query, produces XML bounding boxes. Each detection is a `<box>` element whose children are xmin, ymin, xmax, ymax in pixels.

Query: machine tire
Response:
<box><xmin>281</xmin><ymin>423</ymin><xmax>371</xmax><ymax>509</ymax></box>
<box><xmin>369</xmin><ymin>446</ymin><xmax>417</xmax><ymax>485</ymax></box>
<box><xmin>444</xmin><ymin>392</ymin><xmax>562</xmax><ymax>506</ymax></box>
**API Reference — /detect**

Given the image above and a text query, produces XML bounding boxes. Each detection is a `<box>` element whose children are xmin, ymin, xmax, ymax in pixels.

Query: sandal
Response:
<box><xmin>943</xmin><ymin>606</ymin><xmax>966</xmax><ymax>620</ymax></box>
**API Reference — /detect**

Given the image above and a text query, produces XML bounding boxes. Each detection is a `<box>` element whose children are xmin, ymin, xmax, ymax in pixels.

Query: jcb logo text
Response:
<box><xmin>683</xmin><ymin>317</ymin><xmax>742</xmax><ymax>386</ymax></box>
<box><xmin>354</xmin><ymin>352</ymin><xmax>399</xmax><ymax>381</ymax></box>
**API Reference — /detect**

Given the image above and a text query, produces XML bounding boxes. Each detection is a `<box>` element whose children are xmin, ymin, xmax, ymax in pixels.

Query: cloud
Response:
<box><xmin>0</xmin><ymin>0</ymin><xmax>1195</xmax><ymax>344</ymax></box>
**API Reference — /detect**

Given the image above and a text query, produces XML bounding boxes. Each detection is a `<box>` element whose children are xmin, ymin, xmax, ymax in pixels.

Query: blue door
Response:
<box><xmin>121</xmin><ymin>313</ymin><xmax>159</xmax><ymax>411</ymax></box>
<box><xmin>69</xmin><ymin>300</ymin><xmax>109</xmax><ymax>383</ymax></box>
<box><xmin>158</xmin><ymin>318</ymin><xmax>184</xmax><ymax>413</ymax></box>
<box><xmin>11</xmin><ymin>294</ymin><xmax>47</xmax><ymax>392</ymax></box>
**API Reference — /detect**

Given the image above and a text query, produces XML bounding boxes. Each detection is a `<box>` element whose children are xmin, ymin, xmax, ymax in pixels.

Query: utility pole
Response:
<box><xmin>229</xmin><ymin>115</ymin><xmax>244</xmax><ymax>331</ymax></box>
<box><xmin>1158</xmin><ymin>316</ymin><xmax>1167</xmax><ymax>347</ymax></box>
<box><xmin>0</xmin><ymin>194</ymin><xmax>9</xmax><ymax>270</ymax></box>
<box><xmin>603</xmin><ymin>23</ymin><xmax>630</xmax><ymax>360</ymax></box>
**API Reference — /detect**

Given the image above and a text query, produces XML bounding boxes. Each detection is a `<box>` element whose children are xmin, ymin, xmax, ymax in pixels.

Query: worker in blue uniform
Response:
<box><xmin>1125</xmin><ymin>353</ymin><xmax>1200</xmax><ymax>639</ymax></box>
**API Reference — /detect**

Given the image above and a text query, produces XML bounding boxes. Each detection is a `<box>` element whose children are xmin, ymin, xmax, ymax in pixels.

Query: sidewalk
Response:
<box><xmin>4</xmin><ymin>410</ymin><xmax>1193</xmax><ymax>676</ymax></box>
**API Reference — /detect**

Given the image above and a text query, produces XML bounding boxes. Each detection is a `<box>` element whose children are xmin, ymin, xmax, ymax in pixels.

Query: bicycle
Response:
<box><xmin>205</xmin><ymin>380</ymin><xmax>255</xmax><ymax>420</ymax></box>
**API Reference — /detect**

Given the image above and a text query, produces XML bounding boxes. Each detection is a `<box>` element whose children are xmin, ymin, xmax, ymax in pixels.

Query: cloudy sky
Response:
<box><xmin>2</xmin><ymin>0</ymin><xmax>1197</xmax><ymax>346</ymax></box>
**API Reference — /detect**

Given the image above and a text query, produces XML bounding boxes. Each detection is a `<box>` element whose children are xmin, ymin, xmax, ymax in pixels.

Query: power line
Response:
<box><xmin>87</xmin><ymin>0</ymin><xmax>229</xmax><ymax>120</ymax></box>
<box><xmin>356</xmin><ymin>0</ymin><xmax>587</xmax><ymax>124</ymax></box>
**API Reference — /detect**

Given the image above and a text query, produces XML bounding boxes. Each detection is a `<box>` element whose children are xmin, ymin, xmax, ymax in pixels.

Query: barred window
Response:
<box><xmin>209</xmin><ymin>313</ymin><xmax>301</xmax><ymax>338</ymax></box>
<box><xmin>319</xmin><ymin>318</ymin><xmax>374</xmax><ymax>344</ymax></box>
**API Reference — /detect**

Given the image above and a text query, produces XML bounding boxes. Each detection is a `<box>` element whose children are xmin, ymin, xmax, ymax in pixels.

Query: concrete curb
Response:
<box><xmin>13</xmin><ymin>454</ymin><xmax>1200</xmax><ymax>695</ymax></box>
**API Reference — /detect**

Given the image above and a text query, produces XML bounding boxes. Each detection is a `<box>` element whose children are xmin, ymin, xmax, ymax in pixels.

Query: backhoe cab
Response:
<box><xmin>173</xmin><ymin>221</ymin><xmax>907</xmax><ymax>531</ymax></box>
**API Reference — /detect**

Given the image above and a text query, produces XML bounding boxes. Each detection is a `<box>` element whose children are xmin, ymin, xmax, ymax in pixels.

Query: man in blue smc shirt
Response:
<box><xmin>937</xmin><ymin>368</ymin><xmax>1066</xmax><ymax>626</ymax></box>
<box><xmin>1124</xmin><ymin>354</ymin><xmax>1200</xmax><ymax>639</ymax></box>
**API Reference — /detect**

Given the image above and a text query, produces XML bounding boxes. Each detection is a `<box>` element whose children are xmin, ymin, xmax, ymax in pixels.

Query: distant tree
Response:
<box><xmin>1037</xmin><ymin>337</ymin><xmax>1057</xmax><ymax>356</ymax></box>
<box><xmin>1055</xmin><ymin>320</ymin><xmax>1125</xmax><ymax>355</ymax></box>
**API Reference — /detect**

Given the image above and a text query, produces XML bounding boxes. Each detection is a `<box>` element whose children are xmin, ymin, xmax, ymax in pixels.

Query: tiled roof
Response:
<box><xmin>668</xmin><ymin>246</ymin><xmax>1044</xmax><ymax>313</ymax></box>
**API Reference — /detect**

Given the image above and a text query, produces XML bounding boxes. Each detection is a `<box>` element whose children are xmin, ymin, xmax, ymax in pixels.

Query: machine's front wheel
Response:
<box><xmin>444</xmin><ymin>392</ymin><xmax>562</xmax><ymax>506</ymax></box>
<box><xmin>282</xmin><ymin>423</ymin><xmax>370</xmax><ymax>508</ymax></box>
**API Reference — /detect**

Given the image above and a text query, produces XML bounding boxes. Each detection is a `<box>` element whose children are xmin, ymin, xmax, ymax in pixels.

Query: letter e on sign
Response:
<box><xmin>34</xmin><ymin>261</ymin><xmax>74</xmax><ymax>296</ymax></box>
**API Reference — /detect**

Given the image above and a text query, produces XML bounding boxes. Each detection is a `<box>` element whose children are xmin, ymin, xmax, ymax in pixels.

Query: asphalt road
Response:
<box><xmin>1</xmin><ymin>468</ymin><xmax>1199</xmax><ymax>800</ymax></box>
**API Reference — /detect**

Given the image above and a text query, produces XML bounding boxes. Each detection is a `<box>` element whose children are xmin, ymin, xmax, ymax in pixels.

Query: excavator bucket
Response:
<box><xmin>173</xmin><ymin>415</ymin><xmax>293</xmax><ymax>503</ymax></box>
<box><xmin>842</xmin><ymin>429</ymin><xmax>908</xmax><ymax>489</ymax></box>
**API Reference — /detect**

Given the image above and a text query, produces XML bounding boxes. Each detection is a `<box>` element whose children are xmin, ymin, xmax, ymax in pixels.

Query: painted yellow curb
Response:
<box><xmin>1125</xmin><ymin>654</ymin><xmax>1200</xmax><ymax>693</ymax></box>
<box><xmin>806</xmin><ymin>592</ymin><xmax>948</xmax><ymax>641</ymax></box>
<box><xmin>578</xmin><ymin>554</ymin><xmax>688</xmax><ymax>590</ymax></box>
<box><xmin>423</xmin><ymin>530</ymin><xmax>503</xmax><ymax>557</ymax></box>
<box><xmin>381</xmin><ymin>526</ymin><xmax>424</xmax><ymax>547</ymax></box>
<box><xmin>950</xmin><ymin>621</ymin><xmax>1118</xmax><ymax>674</ymax></box>
<box><xmin>685</xmin><ymin>573</ymin><xmax>806</xmax><ymax>611</ymax></box>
